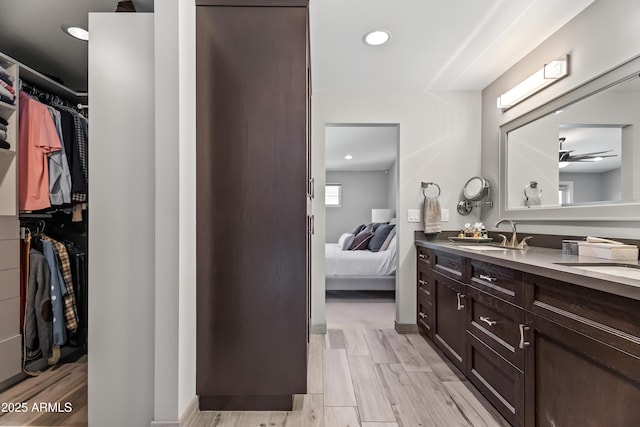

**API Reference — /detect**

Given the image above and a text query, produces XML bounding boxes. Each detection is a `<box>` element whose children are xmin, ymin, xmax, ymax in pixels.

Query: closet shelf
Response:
<box><xmin>0</xmin><ymin>100</ymin><xmax>16</xmax><ymax>111</ymax></box>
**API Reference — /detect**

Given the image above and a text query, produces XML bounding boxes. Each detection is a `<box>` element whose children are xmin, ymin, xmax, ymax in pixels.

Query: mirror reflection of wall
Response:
<box><xmin>506</xmin><ymin>75</ymin><xmax>639</xmax><ymax>210</ymax></box>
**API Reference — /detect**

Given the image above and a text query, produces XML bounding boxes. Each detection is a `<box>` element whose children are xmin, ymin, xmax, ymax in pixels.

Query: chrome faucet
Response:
<box><xmin>495</xmin><ymin>219</ymin><xmax>519</xmax><ymax>248</ymax></box>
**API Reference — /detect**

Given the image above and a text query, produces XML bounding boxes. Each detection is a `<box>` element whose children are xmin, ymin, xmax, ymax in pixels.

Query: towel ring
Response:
<box><xmin>421</xmin><ymin>182</ymin><xmax>441</xmax><ymax>198</ymax></box>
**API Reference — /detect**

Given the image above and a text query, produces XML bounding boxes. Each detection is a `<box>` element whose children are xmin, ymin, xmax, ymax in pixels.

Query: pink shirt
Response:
<box><xmin>19</xmin><ymin>92</ymin><xmax>62</xmax><ymax>211</ymax></box>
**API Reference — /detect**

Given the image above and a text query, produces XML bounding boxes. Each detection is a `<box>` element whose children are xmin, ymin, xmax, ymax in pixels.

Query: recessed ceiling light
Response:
<box><xmin>344</xmin><ymin>154</ymin><xmax>353</xmax><ymax>160</ymax></box>
<box><xmin>62</xmin><ymin>25</ymin><xmax>89</xmax><ymax>41</ymax></box>
<box><xmin>363</xmin><ymin>30</ymin><xmax>391</xmax><ymax>46</ymax></box>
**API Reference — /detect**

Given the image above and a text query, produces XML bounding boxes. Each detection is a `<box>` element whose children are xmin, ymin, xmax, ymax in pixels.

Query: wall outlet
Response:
<box><xmin>408</xmin><ymin>209</ymin><xmax>421</xmax><ymax>223</ymax></box>
<box><xmin>441</xmin><ymin>208</ymin><xmax>450</xmax><ymax>222</ymax></box>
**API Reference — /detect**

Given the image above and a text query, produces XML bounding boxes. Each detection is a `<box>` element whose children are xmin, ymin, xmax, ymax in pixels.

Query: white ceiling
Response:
<box><xmin>0</xmin><ymin>0</ymin><xmax>594</xmax><ymax>93</ymax></box>
<box><xmin>326</xmin><ymin>125</ymin><xmax>398</xmax><ymax>171</ymax></box>
<box><xmin>0</xmin><ymin>0</ymin><xmax>153</xmax><ymax>91</ymax></box>
<box><xmin>310</xmin><ymin>0</ymin><xmax>595</xmax><ymax>92</ymax></box>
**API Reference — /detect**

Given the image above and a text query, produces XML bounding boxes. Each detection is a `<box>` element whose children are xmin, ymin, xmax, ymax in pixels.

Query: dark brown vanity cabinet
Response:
<box><xmin>196</xmin><ymin>0</ymin><xmax>309</xmax><ymax>411</ymax></box>
<box><xmin>417</xmin><ymin>245</ymin><xmax>640</xmax><ymax>426</ymax></box>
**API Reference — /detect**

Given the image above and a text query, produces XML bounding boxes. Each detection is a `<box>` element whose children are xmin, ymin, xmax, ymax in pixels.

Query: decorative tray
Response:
<box><xmin>448</xmin><ymin>237</ymin><xmax>493</xmax><ymax>243</ymax></box>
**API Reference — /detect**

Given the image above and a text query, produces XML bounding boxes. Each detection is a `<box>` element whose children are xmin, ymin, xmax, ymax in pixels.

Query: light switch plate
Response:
<box><xmin>408</xmin><ymin>209</ymin><xmax>421</xmax><ymax>223</ymax></box>
<box><xmin>441</xmin><ymin>208</ymin><xmax>450</xmax><ymax>222</ymax></box>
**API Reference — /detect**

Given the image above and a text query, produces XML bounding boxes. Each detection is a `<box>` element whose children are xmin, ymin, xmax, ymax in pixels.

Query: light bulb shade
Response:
<box><xmin>371</xmin><ymin>208</ymin><xmax>395</xmax><ymax>223</ymax></box>
<box><xmin>497</xmin><ymin>55</ymin><xmax>568</xmax><ymax>109</ymax></box>
<box><xmin>559</xmin><ymin>161</ymin><xmax>570</xmax><ymax>168</ymax></box>
<box><xmin>62</xmin><ymin>25</ymin><xmax>89</xmax><ymax>41</ymax></box>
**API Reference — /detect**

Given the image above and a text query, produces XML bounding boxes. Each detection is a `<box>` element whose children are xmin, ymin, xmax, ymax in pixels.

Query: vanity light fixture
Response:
<box><xmin>344</xmin><ymin>154</ymin><xmax>353</xmax><ymax>160</ymax></box>
<box><xmin>497</xmin><ymin>55</ymin><xmax>569</xmax><ymax>109</ymax></box>
<box><xmin>62</xmin><ymin>25</ymin><xmax>89</xmax><ymax>41</ymax></box>
<box><xmin>363</xmin><ymin>30</ymin><xmax>391</xmax><ymax>46</ymax></box>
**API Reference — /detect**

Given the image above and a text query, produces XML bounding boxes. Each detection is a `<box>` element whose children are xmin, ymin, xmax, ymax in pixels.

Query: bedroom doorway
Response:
<box><xmin>324</xmin><ymin>123</ymin><xmax>399</xmax><ymax>330</ymax></box>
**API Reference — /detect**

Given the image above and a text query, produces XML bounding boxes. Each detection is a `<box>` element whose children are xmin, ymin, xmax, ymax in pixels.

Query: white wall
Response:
<box><xmin>325</xmin><ymin>171</ymin><xmax>390</xmax><ymax>242</ymax></box>
<box><xmin>482</xmin><ymin>0</ymin><xmax>640</xmax><ymax>237</ymax></box>
<box><xmin>153</xmin><ymin>0</ymin><xmax>198</xmax><ymax>423</ymax></box>
<box><xmin>387</xmin><ymin>161</ymin><xmax>398</xmax><ymax>217</ymax></box>
<box><xmin>88</xmin><ymin>13</ymin><xmax>155</xmax><ymax>427</ymax></box>
<box><xmin>312</xmin><ymin>92</ymin><xmax>481</xmax><ymax>329</ymax></box>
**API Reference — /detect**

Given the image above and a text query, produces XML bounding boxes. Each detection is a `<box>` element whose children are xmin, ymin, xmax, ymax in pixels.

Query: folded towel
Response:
<box><xmin>423</xmin><ymin>197</ymin><xmax>441</xmax><ymax>234</ymax></box>
<box><xmin>586</xmin><ymin>236</ymin><xmax>624</xmax><ymax>245</ymax></box>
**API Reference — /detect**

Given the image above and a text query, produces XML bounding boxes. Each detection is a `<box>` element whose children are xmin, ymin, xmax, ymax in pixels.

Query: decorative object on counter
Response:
<box><xmin>457</xmin><ymin>176</ymin><xmax>493</xmax><ymax>216</ymax></box>
<box><xmin>450</xmin><ymin>222</ymin><xmax>492</xmax><ymax>242</ymax></box>
<box><xmin>422</xmin><ymin>181</ymin><xmax>441</xmax><ymax>234</ymax></box>
<box><xmin>524</xmin><ymin>181</ymin><xmax>542</xmax><ymax>207</ymax></box>
<box><xmin>578</xmin><ymin>236</ymin><xmax>638</xmax><ymax>261</ymax></box>
<box><xmin>561</xmin><ymin>239</ymin><xmax>580</xmax><ymax>255</ymax></box>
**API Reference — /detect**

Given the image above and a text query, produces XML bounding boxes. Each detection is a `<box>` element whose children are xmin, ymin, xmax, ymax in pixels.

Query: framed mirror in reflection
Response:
<box><xmin>500</xmin><ymin>56</ymin><xmax>640</xmax><ymax>221</ymax></box>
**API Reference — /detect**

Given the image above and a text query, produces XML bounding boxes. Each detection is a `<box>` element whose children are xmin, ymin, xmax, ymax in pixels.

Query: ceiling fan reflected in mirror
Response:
<box><xmin>558</xmin><ymin>137</ymin><xmax>617</xmax><ymax>168</ymax></box>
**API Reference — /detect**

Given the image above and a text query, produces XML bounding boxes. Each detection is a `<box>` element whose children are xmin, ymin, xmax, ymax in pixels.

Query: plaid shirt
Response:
<box><xmin>42</xmin><ymin>235</ymin><xmax>78</xmax><ymax>332</ymax></box>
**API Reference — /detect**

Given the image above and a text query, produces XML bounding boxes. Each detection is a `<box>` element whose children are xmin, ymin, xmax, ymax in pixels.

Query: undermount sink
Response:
<box><xmin>555</xmin><ymin>262</ymin><xmax>640</xmax><ymax>281</ymax></box>
<box><xmin>457</xmin><ymin>245</ymin><xmax>516</xmax><ymax>251</ymax></box>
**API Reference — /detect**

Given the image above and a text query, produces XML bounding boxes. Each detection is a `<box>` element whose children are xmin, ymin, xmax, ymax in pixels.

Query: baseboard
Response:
<box><xmin>150</xmin><ymin>396</ymin><xmax>198</xmax><ymax>427</ymax></box>
<box><xmin>309</xmin><ymin>322</ymin><xmax>327</xmax><ymax>334</ymax></box>
<box><xmin>395</xmin><ymin>321</ymin><xmax>419</xmax><ymax>334</ymax></box>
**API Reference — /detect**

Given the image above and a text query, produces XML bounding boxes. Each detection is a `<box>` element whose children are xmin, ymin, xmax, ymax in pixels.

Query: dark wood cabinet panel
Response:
<box><xmin>525</xmin><ymin>274</ymin><xmax>640</xmax><ymax>357</ymax></box>
<box><xmin>417</xmin><ymin>295</ymin><xmax>433</xmax><ymax>337</ymax></box>
<box><xmin>470</xmin><ymin>260</ymin><xmax>523</xmax><ymax>306</ymax></box>
<box><xmin>433</xmin><ymin>251</ymin><xmax>465</xmax><ymax>281</ymax></box>
<box><xmin>417</xmin><ymin>246</ymin><xmax>431</xmax><ymax>267</ymax></box>
<box><xmin>196</xmin><ymin>3</ymin><xmax>308</xmax><ymax>411</ymax></box>
<box><xmin>433</xmin><ymin>271</ymin><xmax>466</xmax><ymax>370</ymax></box>
<box><xmin>417</xmin><ymin>264</ymin><xmax>432</xmax><ymax>301</ymax></box>
<box><xmin>524</xmin><ymin>313</ymin><xmax>640</xmax><ymax>426</ymax></box>
<box><xmin>466</xmin><ymin>332</ymin><xmax>524</xmax><ymax>426</ymax></box>
<box><xmin>466</xmin><ymin>286</ymin><xmax>524</xmax><ymax>369</ymax></box>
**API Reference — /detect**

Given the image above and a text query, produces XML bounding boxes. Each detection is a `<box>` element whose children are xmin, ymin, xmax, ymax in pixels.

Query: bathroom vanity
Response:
<box><xmin>415</xmin><ymin>237</ymin><xmax>640</xmax><ymax>426</ymax></box>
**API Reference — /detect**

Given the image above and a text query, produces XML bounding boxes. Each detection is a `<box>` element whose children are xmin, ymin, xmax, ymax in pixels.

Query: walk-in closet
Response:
<box><xmin>0</xmin><ymin>50</ymin><xmax>88</xmax><ymax>426</ymax></box>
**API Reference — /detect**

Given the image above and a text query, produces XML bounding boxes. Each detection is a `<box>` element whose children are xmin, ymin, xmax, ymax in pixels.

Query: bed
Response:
<box><xmin>325</xmin><ymin>237</ymin><xmax>397</xmax><ymax>291</ymax></box>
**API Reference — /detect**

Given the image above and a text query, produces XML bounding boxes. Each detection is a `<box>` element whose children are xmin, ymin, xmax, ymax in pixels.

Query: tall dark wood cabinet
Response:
<box><xmin>195</xmin><ymin>0</ymin><xmax>309</xmax><ymax>411</ymax></box>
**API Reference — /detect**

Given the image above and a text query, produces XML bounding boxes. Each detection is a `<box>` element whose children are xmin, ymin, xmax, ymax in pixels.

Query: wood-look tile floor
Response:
<box><xmin>0</xmin><ymin>356</ymin><xmax>87</xmax><ymax>426</ymax></box>
<box><xmin>187</xmin><ymin>292</ymin><xmax>509</xmax><ymax>427</ymax></box>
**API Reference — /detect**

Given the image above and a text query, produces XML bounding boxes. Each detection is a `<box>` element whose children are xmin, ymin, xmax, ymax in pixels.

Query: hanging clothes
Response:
<box><xmin>46</xmin><ymin>106</ymin><xmax>72</xmax><ymax>205</ymax></box>
<box><xmin>42</xmin><ymin>235</ymin><xmax>78</xmax><ymax>332</ymax></box>
<box><xmin>18</xmin><ymin>91</ymin><xmax>62</xmax><ymax>211</ymax></box>
<box><xmin>55</xmin><ymin>104</ymin><xmax>87</xmax><ymax>203</ymax></box>
<box><xmin>25</xmin><ymin>248</ymin><xmax>53</xmax><ymax>359</ymax></box>
<box><xmin>41</xmin><ymin>240</ymin><xmax>67</xmax><ymax>346</ymax></box>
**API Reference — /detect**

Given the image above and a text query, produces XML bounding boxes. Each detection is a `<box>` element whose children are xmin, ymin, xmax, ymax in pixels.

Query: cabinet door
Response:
<box><xmin>524</xmin><ymin>312</ymin><xmax>640</xmax><ymax>426</ymax></box>
<box><xmin>433</xmin><ymin>271</ymin><xmax>466</xmax><ymax>370</ymax></box>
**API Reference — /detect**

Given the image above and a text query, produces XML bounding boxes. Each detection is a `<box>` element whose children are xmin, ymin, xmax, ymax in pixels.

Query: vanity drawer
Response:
<box><xmin>466</xmin><ymin>332</ymin><xmax>524</xmax><ymax>427</ymax></box>
<box><xmin>467</xmin><ymin>286</ymin><xmax>524</xmax><ymax>369</ymax></box>
<box><xmin>417</xmin><ymin>246</ymin><xmax>431</xmax><ymax>266</ymax></box>
<box><xmin>417</xmin><ymin>296</ymin><xmax>433</xmax><ymax>337</ymax></box>
<box><xmin>417</xmin><ymin>265</ymin><xmax>432</xmax><ymax>302</ymax></box>
<box><xmin>470</xmin><ymin>260</ymin><xmax>523</xmax><ymax>306</ymax></box>
<box><xmin>433</xmin><ymin>251</ymin><xmax>464</xmax><ymax>281</ymax></box>
<box><xmin>525</xmin><ymin>274</ymin><xmax>640</xmax><ymax>357</ymax></box>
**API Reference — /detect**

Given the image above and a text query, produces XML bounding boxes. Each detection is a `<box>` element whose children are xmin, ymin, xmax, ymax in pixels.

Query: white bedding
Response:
<box><xmin>325</xmin><ymin>243</ymin><xmax>397</xmax><ymax>277</ymax></box>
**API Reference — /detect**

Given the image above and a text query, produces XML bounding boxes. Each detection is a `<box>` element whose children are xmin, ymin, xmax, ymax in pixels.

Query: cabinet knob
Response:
<box><xmin>456</xmin><ymin>293</ymin><xmax>465</xmax><ymax>310</ymax></box>
<box><xmin>479</xmin><ymin>274</ymin><xmax>497</xmax><ymax>282</ymax></box>
<box><xmin>419</xmin><ymin>253</ymin><xmax>426</xmax><ymax>259</ymax></box>
<box><xmin>479</xmin><ymin>316</ymin><xmax>497</xmax><ymax>327</ymax></box>
<box><xmin>419</xmin><ymin>312</ymin><xmax>427</xmax><ymax>319</ymax></box>
<box><xmin>519</xmin><ymin>324</ymin><xmax>531</xmax><ymax>349</ymax></box>
<box><xmin>419</xmin><ymin>280</ymin><xmax>427</xmax><ymax>285</ymax></box>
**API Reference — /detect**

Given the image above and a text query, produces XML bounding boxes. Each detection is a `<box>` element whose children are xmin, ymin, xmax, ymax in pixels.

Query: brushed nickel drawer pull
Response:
<box><xmin>419</xmin><ymin>312</ymin><xmax>427</xmax><ymax>319</ymax></box>
<box><xmin>479</xmin><ymin>274</ymin><xmax>497</xmax><ymax>282</ymax></box>
<box><xmin>479</xmin><ymin>316</ymin><xmax>497</xmax><ymax>326</ymax></box>
<box><xmin>456</xmin><ymin>293</ymin><xmax>465</xmax><ymax>310</ymax></box>
<box><xmin>419</xmin><ymin>253</ymin><xmax>426</xmax><ymax>259</ymax></box>
<box><xmin>448</xmin><ymin>261</ymin><xmax>457</xmax><ymax>268</ymax></box>
<box><xmin>419</xmin><ymin>280</ymin><xmax>427</xmax><ymax>285</ymax></box>
<box><xmin>519</xmin><ymin>324</ymin><xmax>531</xmax><ymax>349</ymax></box>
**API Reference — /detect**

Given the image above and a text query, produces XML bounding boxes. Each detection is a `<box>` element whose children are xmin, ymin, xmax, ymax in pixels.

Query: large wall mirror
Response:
<box><xmin>499</xmin><ymin>55</ymin><xmax>640</xmax><ymax>221</ymax></box>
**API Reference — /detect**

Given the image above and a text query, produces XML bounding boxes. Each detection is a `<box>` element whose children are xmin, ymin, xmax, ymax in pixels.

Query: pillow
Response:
<box><xmin>368</xmin><ymin>224</ymin><xmax>395</xmax><ymax>252</ymax></box>
<box><xmin>351</xmin><ymin>224</ymin><xmax>365</xmax><ymax>235</ymax></box>
<box><xmin>349</xmin><ymin>224</ymin><xmax>375</xmax><ymax>250</ymax></box>
<box><xmin>337</xmin><ymin>233</ymin><xmax>355</xmax><ymax>250</ymax></box>
<box><xmin>379</xmin><ymin>228</ymin><xmax>397</xmax><ymax>251</ymax></box>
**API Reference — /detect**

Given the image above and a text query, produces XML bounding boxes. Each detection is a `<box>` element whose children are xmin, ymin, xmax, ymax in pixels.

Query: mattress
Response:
<box><xmin>325</xmin><ymin>243</ymin><xmax>396</xmax><ymax>277</ymax></box>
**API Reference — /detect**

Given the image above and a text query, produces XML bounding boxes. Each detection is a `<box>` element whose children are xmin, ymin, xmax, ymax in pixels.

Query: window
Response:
<box><xmin>325</xmin><ymin>184</ymin><xmax>341</xmax><ymax>207</ymax></box>
<box><xmin>559</xmin><ymin>181</ymin><xmax>574</xmax><ymax>205</ymax></box>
